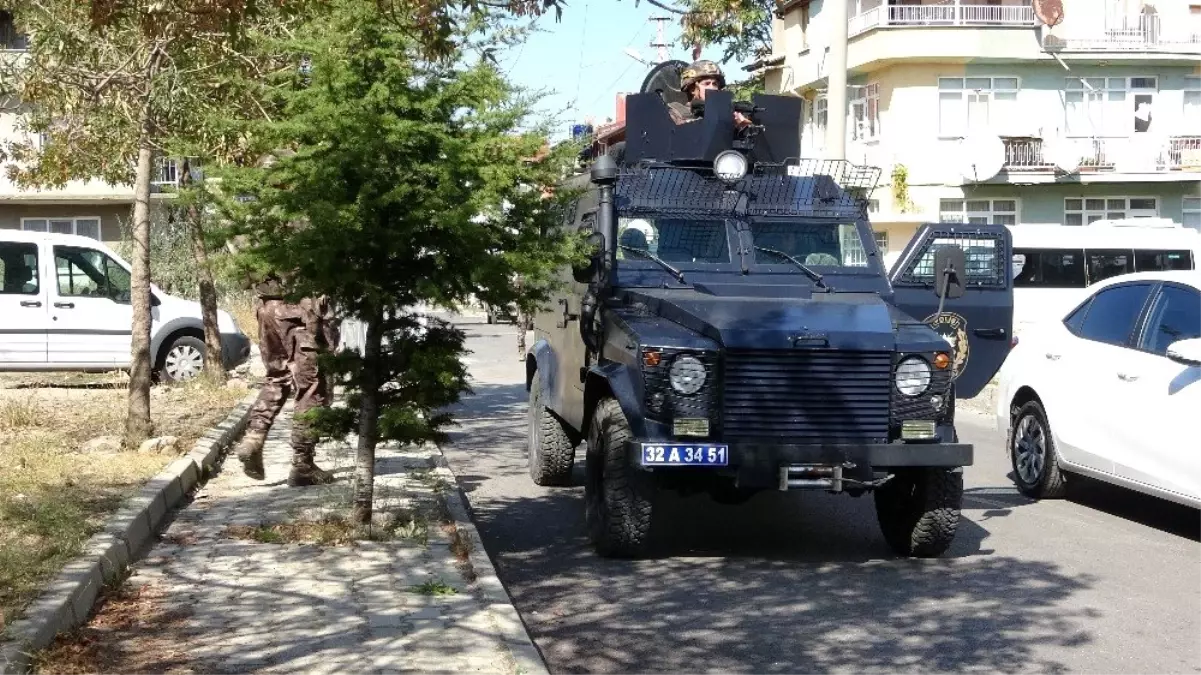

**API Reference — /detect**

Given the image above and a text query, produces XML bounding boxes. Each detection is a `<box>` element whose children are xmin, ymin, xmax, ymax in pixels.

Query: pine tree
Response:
<box><xmin>214</xmin><ymin>0</ymin><xmax>582</xmax><ymax>524</ymax></box>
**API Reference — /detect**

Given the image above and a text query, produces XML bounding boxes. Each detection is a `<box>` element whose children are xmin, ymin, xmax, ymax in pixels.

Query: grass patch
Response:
<box><xmin>408</xmin><ymin>579</ymin><xmax>458</xmax><ymax>596</ymax></box>
<box><xmin>0</xmin><ymin>381</ymin><xmax>247</xmax><ymax>632</ymax></box>
<box><xmin>221</xmin><ymin>506</ymin><xmax>435</xmax><ymax>548</ymax></box>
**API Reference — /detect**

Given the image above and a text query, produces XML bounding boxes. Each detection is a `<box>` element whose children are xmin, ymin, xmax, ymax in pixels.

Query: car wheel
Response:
<box><xmin>585</xmin><ymin>398</ymin><xmax>655</xmax><ymax>558</ymax></box>
<box><xmin>526</xmin><ymin>375</ymin><xmax>575</xmax><ymax>486</ymax></box>
<box><xmin>161</xmin><ymin>336</ymin><xmax>206</xmax><ymax>383</ymax></box>
<box><xmin>874</xmin><ymin>467</ymin><xmax>964</xmax><ymax>558</ymax></box>
<box><xmin>1009</xmin><ymin>399</ymin><xmax>1067</xmax><ymax>499</ymax></box>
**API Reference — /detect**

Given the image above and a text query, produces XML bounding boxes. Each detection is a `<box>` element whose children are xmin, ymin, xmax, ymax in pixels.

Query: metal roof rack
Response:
<box><xmin>614</xmin><ymin>158</ymin><xmax>881</xmax><ymax>219</ymax></box>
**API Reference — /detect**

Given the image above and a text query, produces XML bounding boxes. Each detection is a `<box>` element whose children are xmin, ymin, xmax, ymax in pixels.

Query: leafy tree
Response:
<box><xmin>677</xmin><ymin>0</ymin><xmax>773</xmax><ymax>67</ymax></box>
<box><xmin>0</xmin><ymin>1</ymin><xmax>309</xmax><ymax>446</ymax></box>
<box><xmin>214</xmin><ymin>0</ymin><xmax>583</xmax><ymax>524</ymax></box>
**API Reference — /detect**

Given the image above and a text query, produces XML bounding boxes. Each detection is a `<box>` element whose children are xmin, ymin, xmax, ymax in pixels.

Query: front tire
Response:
<box><xmin>1008</xmin><ymin>399</ymin><xmax>1067</xmax><ymax>499</ymax></box>
<box><xmin>160</xmin><ymin>335</ymin><xmax>207</xmax><ymax>383</ymax></box>
<box><xmin>874</xmin><ymin>467</ymin><xmax>964</xmax><ymax>558</ymax></box>
<box><xmin>526</xmin><ymin>376</ymin><xmax>575</xmax><ymax>486</ymax></box>
<box><xmin>585</xmin><ymin>398</ymin><xmax>654</xmax><ymax>558</ymax></box>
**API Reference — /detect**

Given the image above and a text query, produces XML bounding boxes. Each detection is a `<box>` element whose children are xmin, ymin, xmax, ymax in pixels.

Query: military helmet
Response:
<box><xmin>680</xmin><ymin>59</ymin><xmax>725</xmax><ymax>92</ymax></box>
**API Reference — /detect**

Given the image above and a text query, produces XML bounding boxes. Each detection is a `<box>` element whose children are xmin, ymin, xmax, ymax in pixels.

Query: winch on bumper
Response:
<box><xmin>625</xmin><ymin>440</ymin><xmax>973</xmax><ymax>492</ymax></box>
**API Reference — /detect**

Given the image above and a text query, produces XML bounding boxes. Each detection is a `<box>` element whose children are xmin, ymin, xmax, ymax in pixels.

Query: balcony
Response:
<box><xmin>1046</xmin><ymin>15</ymin><xmax>1201</xmax><ymax>55</ymax></box>
<box><xmin>1001</xmin><ymin>135</ymin><xmax>1201</xmax><ymax>175</ymax></box>
<box><xmin>849</xmin><ymin>3</ymin><xmax>1036</xmax><ymax>38</ymax></box>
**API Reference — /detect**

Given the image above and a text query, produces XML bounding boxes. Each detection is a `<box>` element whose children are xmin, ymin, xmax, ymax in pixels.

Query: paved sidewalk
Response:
<box><xmin>73</xmin><ymin>404</ymin><xmax>528</xmax><ymax>674</ymax></box>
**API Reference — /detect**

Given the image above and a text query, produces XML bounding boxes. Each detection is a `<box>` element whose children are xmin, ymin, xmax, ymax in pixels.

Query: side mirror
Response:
<box><xmin>933</xmin><ymin>246</ymin><xmax>966</xmax><ymax>300</ymax></box>
<box><xmin>150</xmin><ymin>292</ymin><xmax>161</xmax><ymax>307</ymax></box>
<box><xmin>571</xmin><ymin>232</ymin><xmax>606</xmax><ymax>283</ymax></box>
<box><xmin>1166</xmin><ymin>337</ymin><xmax>1201</xmax><ymax>367</ymax></box>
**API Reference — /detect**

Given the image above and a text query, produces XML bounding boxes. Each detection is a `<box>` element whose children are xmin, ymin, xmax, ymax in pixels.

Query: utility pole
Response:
<box><xmin>825</xmin><ymin>0</ymin><xmax>850</xmax><ymax>160</ymax></box>
<box><xmin>650</xmin><ymin>15</ymin><xmax>671</xmax><ymax>63</ymax></box>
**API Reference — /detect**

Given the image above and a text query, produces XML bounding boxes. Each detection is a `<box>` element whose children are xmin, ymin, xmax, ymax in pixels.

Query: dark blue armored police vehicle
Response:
<box><xmin>525</xmin><ymin>61</ymin><xmax>1015</xmax><ymax>559</ymax></box>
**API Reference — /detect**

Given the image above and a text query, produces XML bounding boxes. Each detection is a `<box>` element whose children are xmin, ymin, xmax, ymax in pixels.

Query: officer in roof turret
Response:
<box><xmin>667</xmin><ymin>59</ymin><xmax>752</xmax><ymax>130</ymax></box>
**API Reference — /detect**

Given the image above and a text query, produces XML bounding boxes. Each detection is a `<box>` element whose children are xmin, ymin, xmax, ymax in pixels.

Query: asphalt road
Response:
<box><xmin>441</xmin><ymin>318</ymin><xmax>1201</xmax><ymax>675</ymax></box>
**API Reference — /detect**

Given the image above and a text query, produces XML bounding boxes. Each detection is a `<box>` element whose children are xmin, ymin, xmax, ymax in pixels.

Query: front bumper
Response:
<box><xmin>626</xmin><ymin>440</ymin><xmax>972</xmax><ymax>490</ymax></box>
<box><xmin>220</xmin><ymin>332</ymin><xmax>252</xmax><ymax>371</ymax></box>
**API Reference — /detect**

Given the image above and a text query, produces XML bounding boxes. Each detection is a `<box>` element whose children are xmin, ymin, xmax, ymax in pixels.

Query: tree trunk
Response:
<box><xmin>178</xmin><ymin>160</ymin><xmax>225</xmax><ymax>384</ymax></box>
<box><xmin>191</xmin><ymin>218</ymin><xmax>226</xmax><ymax>384</ymax></box>
<box><xmin>351</xmin><ymin>310</ymin><xmax>384</xmax><ymax>525</ymax></box>
<box><xmin>124</xmin><ymin>139</ymin><xmax>155</xmax><ymax>448</ymax></box>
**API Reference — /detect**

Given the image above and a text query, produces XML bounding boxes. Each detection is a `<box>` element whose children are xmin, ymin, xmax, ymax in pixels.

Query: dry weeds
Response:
<box><xmin>30</xmin><ymin>582</ymin><xmax>201</xmax><ymax>675</ymax></box>
<box><xmin>0</xmin><ymin>378</ymin><xmax>246</xmax><ymax>630</ymax></box>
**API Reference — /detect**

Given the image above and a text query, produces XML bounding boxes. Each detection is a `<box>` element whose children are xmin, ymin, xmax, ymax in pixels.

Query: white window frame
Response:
<box><xmin>1185</xmin><ymin>77</ymin><xmax>1201</xmax><ymax>131</ymax></box>
<box><xmin>850</xmin><ymin>82</ymin><xmax>879</xmax><ymax>142</ymax></box>
<box><xmin>1063</xmin><ymin>196</ymin><xmax>1159</xmax><ymax>226</ymax></box>
<box><xmin>21</xmin><ymin>217</ymin><xmax>103</xmax><ymax>240</ymax></box>
<box><xmin>811</xmin><ymin>94</ymin><xmax>828</xmax><ymax>148</ymax></box>
<box><xmin>938</xmin><ymin>198</ymin><xmax>1019</xmax><ymax>225</ymax></box>
<box><xmin>1064</xmin><ymin>76</ymin><xmax>1157</xmax><ymax>138</ymax></box>
<box><xmin>1183</xmin><ymin>196</ymin><xmax>1201</xmax><ymax>231</ymax></box>
<box><xmin>938</xmin><ymin>76</ymin><xmax>1019</xmax><ymax>138</ymax></box>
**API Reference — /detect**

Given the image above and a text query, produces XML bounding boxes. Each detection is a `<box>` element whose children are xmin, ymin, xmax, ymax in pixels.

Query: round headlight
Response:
<box><xmin>895</xmin><ymin>357</ymin><xmax>931</xmax><ymax>397</ymax></box>
<box><xmin>669</xmin><ymin>355</ymin><xmax>707</xmax><ymax>395</ymax></box>
<box><xmin>713</xmin><ymin>150</ymin><xmax>748</xmax><ymax>183</ymax></box>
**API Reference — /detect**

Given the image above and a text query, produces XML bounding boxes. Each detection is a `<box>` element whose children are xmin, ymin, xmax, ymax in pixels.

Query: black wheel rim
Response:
<box><xmin>1013</xmin><ymin>413</ymin><xmax>1047</xmax><ymax>485</ymax></box>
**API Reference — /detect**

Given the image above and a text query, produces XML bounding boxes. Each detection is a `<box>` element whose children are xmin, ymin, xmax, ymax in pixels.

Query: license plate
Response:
<box><xmin>640</xmin><ymin>444</ymin><xmax>729</xmax><ymax>466</ymax></box>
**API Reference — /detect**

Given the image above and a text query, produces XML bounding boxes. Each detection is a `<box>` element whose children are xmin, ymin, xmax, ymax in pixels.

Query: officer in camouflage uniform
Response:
<box><xmin>668</xmin><ymin>59</ymin><xmax>752</xmax><ymax>130</ymax></box>
<box><xmin>234</xmin><ymin>272</ymin><xmax>341</xmax><ymax>487</ymax></box>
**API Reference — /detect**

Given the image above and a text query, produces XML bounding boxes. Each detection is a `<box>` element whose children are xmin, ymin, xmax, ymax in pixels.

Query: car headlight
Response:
<box><xmin>713</xmin><ymin>150</ymin><xmax>748</xmax><ymax>183</ymax></box>
<box><xmin>895</xmin><ymin>357</ymin><xmax>931</xmax><ymax>397</ymax></box>
<box><xmin>669</xmin><ymin>355</ymin><xmax>707</xmax><ymax>395</ymax></box>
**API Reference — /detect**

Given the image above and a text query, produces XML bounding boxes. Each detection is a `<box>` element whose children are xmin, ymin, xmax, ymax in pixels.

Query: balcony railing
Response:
<box><xmin>849</xmin><ymin>3</ymin><xmax>1036</xmax><ymax>37</ymax></box>
<box><xmin>1048</xmin><ymin>15</ymin><xmax>1201</xmax><ymax>54</ymax></box>
<box><xmin>1001</xmin><ymin>135</ymin><xmax>1201</xmax><ymax>173</ymax></box>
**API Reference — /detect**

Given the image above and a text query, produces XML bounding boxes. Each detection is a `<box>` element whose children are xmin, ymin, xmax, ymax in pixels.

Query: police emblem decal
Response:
<box><xmin>924</xmin><ymin>312</ymin><xmax>970</xmax><ymax>380</ymax></box>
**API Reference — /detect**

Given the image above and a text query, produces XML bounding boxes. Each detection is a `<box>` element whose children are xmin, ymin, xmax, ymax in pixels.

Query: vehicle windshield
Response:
<box><xmin>614</xmin><ymin>216</ymin><xmax>874</xmax><ymax>273</ymax></box>
<box><xmin>749</xmin><ymin>220</ymin><xmax>871</xmax><ymax>269</ymax></box>
<box><xmin>616</xmin><ymin>216</ymin><xmax>730</xmax><ymax>264</ymax></box>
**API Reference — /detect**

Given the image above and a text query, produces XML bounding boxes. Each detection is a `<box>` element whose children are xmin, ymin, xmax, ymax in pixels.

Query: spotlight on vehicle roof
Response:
<box><xmin>713</xmin><ymin>150</ymin><xmax>748</xmax><ymax>183</ymax></box>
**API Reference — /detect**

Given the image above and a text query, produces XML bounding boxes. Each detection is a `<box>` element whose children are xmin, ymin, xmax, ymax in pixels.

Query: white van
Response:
<box><xmin>0</xmin><ymin>229</ymin><xmax>251</xmax><ymax>381</ymax></box>
<box><xmin>1008</xmin><ymin>219</ymin><xmax>1200</xmax><ymax>332</ymax></box>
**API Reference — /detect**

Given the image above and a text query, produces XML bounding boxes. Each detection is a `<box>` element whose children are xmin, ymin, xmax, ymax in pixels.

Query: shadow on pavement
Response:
<box><xmin>442</xmin><ymin>383</ymin><xmax>1103</xmax><ymax>674</ymax></box>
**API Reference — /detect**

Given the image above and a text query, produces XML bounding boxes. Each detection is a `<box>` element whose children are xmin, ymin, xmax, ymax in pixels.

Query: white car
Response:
<box><xmin>1</xmin><ymin>229</ymin><xmax>251</xmax><ymax>382</ymax></box>
<box><xmin>993</xmin><ymin>270</ymin><xmax>1201</xmax><ymax>509</ymax></box>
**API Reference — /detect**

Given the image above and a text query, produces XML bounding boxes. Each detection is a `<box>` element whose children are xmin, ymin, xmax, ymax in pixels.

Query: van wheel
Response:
<box><xmin>585</xmin><ymin>398</ymin><xmax>655</xmax><ymax>558</ymax></box>
<box><xmin>160</xmin><ymin>336</ymin><xmax>206</xmax><ymax>383</ymax></box>
<box><xmin>526</xmin><ymin>376</ymin><xmax>575</xmax><ymax>486</ymax></box>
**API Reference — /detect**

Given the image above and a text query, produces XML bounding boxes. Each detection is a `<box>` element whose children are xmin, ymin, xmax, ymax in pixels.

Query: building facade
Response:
<box><xmin>1</xmin><ymin>9</ymin><xmax>184</xmax><ymax>247</ymax></box>
<box><xmin>758</xmin><ymin>0</ymin><xmax>1201</xmax><ymax>255</ymax></box>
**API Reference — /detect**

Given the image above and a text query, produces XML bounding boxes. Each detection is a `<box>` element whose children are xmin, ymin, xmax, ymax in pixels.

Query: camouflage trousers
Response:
<box><xmin>516</xmin><ymin>311</ymin><xmax>533</xmax><ymax>360</ymax></box>
<box><xmin>247</xmin><ymin>298</ymin><xmax>332</xmax><ymax>463</ymax></box>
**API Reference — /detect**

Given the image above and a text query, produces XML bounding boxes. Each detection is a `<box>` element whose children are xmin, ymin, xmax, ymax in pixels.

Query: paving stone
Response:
<box><xmin>73</xmin><ymin>404</ymin><xmax>535</xmax><ymax>674</ymax></box>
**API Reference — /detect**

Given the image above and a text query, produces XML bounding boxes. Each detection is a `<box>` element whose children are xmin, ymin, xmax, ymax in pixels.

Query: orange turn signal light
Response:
<box><xmin>643</xmin><ymin>350</ymin><xmax>662</xmax><ymax>367</ymax></box>
<box><xmin>933</xmin><ymin>352</ymin><xmax>951</xmax><ymax>370</ymax></box>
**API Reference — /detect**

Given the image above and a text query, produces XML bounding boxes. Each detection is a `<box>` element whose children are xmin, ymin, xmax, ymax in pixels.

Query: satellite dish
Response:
<box><xmin>1033</xmin><ymin>0</ymin><xmax>1064</xmax><ymax>26</ymax></box>
<box><xmin>958</xmin><ymin>134</ymin><xmax>1005</xmax><ymax>182</ymax></box>
<box><xmin>1044</xmin><ymin>135</ymin><xmax>1081</xmax><ymax>174</ymax></box>
<box><xmin>640</xmin><ymin>59</ymin><xmax>689</xmax><ymax>109</ymax></box>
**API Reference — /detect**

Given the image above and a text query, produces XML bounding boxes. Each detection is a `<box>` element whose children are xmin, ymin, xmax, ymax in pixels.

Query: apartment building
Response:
<box><xmin>757</xmin><ymin>0</ymin><xmax>1201</xmax><ymax>255</ymax></box>
<box><xmin>0</xmin><ymin>9</ymin><xmax>184</xmax><ymax>246</ymax></box>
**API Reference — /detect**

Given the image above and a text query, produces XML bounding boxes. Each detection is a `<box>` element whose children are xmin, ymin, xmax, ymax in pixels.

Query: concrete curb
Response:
<box><xmin>0</xmin><ymin>389</ymin><xmax>258</xmax><ymax>675</ymax></box>
<box><xmin>430</xmin><ymin>451</ymin><xmax>550</xmax><ymax>675</ymax></box>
